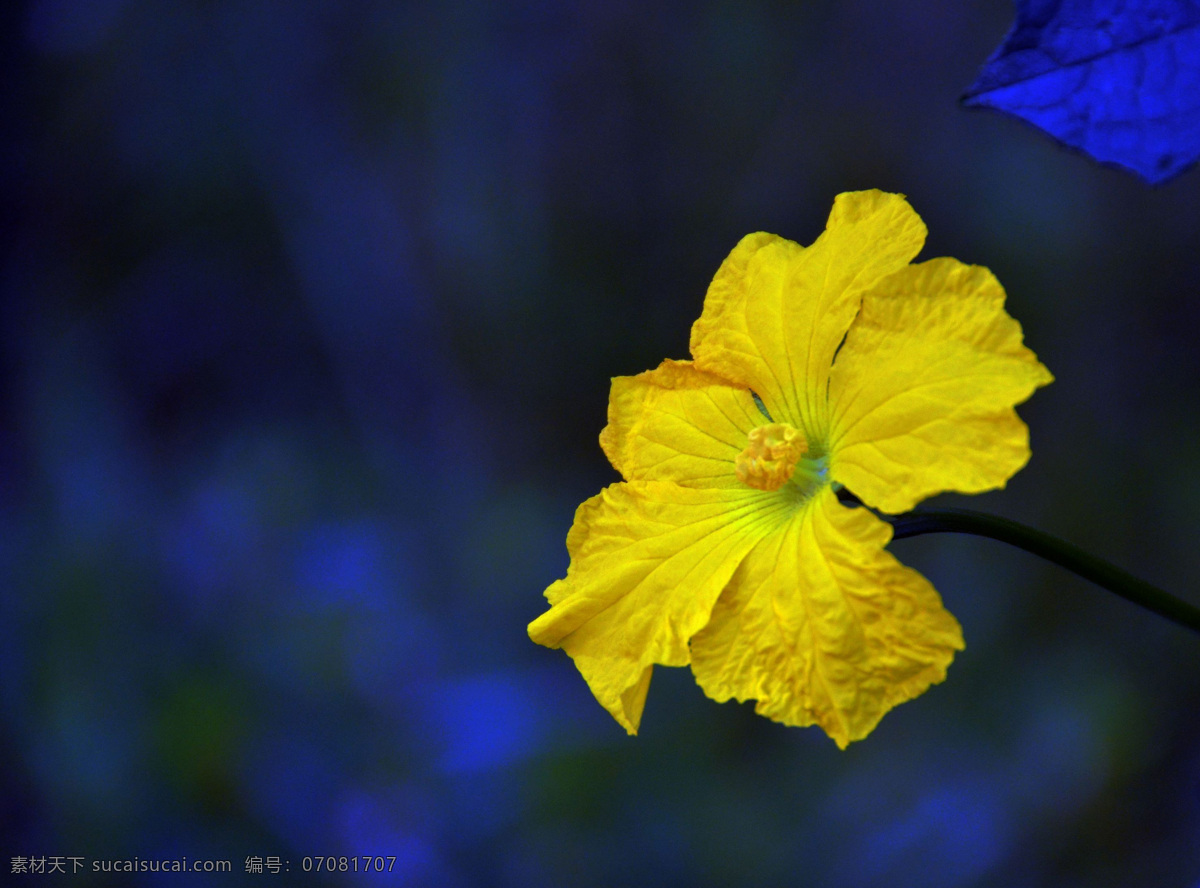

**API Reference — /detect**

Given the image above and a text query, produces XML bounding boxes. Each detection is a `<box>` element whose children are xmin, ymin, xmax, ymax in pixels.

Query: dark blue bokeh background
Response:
<box><xmin>4</xmin><ymin>2</ymin><xmax>1200</xmax><ymax>885</ymax></box>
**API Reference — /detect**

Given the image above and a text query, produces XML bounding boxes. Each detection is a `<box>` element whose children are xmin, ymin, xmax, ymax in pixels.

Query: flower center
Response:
<box><xmin>735</xmin><ymin>423</ymin><xmax>808</xmax><ymax>492</ymax></box>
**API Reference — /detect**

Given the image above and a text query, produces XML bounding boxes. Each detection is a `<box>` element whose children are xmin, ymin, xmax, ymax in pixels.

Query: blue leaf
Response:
<box><xmin>963</xmin><ymin>0</ymin><xmax>1200</xmax><ymax>184</ymax></box>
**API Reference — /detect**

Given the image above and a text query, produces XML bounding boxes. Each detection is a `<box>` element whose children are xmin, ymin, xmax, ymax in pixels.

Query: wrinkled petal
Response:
<box><xmin>528</xmin><ymin>480</ymin><xmax>794</xmax><ymax>733</ymax></box>
<box><xmin>689</xmin><ymin>191</ymin><xmax>927</xmax><ymax>437</ymax></box>
<box><xmin>828</xmin><ymin>258</ymin><xmax>1054</xmax><ymax>514</ymax></box>
<box><xmin>599</xmin><ymin>359</ymin><xmax>764</xmax><ymax>488</ymax></box>
<box><xmin>690</xmin><ymin>487</ymin><xmax>963</xmax><ymax>749</ymax></box>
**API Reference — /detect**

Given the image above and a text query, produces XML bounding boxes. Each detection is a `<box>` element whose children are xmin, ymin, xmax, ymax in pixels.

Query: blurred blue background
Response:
<box><xmin>3</xmin><ymin>1</ymin><xmax>1200</xmax><ymax>885</ymax></box>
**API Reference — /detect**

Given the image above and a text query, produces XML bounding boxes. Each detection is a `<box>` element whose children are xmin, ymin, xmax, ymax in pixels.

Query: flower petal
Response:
<box><xmin>599</xmin><ymin>359</ymin><xmax>764</xmax><ymax>488</ymax></box>
<box><xmin>528</xmin><ymin>480</ymin><xmax>792</xmax><ymax>733</ymax></box>
<box><xmin>689</xmin><ymin>487</ymin><xmax>963</xmax><ymax>749</ymax></box>
<box><xmin>689</xmin><ymin>191</ymin><xmax>927</xmax><ymax>436</ymax></box>
<box><xmin>828</xmin><ymin>257</ymin><xmax>1054</xmax><ymax>514</ymax></box>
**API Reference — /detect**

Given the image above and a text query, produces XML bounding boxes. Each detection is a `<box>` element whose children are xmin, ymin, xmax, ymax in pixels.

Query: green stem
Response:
<box><xmin>841</xmin><ymin>493</ymin><xmax>1200</xmax><ymax>637</ymax></box>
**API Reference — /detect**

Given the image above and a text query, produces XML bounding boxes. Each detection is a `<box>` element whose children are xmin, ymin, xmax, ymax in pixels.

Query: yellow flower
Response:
<box><xmin>528</xmin><ymin>190</ymin><xmax>1053</xmax><ymax>748</ymax></box>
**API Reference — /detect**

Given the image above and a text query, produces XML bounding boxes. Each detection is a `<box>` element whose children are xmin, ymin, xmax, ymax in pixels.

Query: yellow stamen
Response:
<box><xmin>735</xmin><ymin>423</ymin><xmax>807</xmax><ymax>491</ymax></box>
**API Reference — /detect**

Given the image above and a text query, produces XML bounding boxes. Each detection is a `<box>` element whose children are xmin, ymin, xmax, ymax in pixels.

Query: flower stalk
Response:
<box><xmin>839</xmin><ymin>491</ymin><xmax>1200</xmax><ymax>636</ymax></box>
